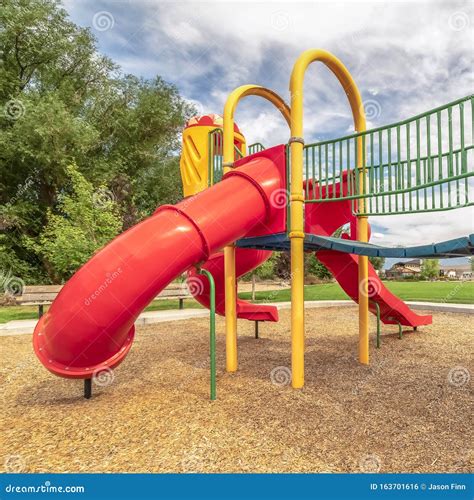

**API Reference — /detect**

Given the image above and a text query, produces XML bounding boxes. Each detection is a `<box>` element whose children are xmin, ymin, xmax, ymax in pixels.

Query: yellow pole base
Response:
<box><xmin>224</xmin><ymin>245</ymin><xmax>237</xmax><ymax>372</ymax></box>
<box><xmin>290</xmin><ymin>235</ymin><xmax>305</xmax><ymax>388</ymax></box>
<box><xmin>357</xmin><ymin>217</ymin><xmax>369</xmax><ymax>365</ymax></box>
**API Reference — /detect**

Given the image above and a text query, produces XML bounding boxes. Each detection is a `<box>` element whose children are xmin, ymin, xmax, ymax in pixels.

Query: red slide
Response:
<box><xmin>33</xmin><ymin>150</ymin><xmax>286</xmax><ymax>379</ymax></box>
<box><xmin>305</xmin><ymin>175</ymin><xmax>432</xmax><ymax>327</ymax></box>
<box><xmin>186</xmin><ymin>248</ymin><xmax>278</xmax><ymax>322</ymax></box>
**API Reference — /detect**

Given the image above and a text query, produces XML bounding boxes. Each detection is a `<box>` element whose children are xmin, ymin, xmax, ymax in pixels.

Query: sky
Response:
<box><xmin>62</xmin><ymin>0</ymin><xmax>473</xmax><ymax>267</ymax></box>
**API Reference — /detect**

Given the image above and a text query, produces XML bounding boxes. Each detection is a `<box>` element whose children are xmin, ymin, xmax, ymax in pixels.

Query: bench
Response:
<box><xmin>16</xmin><ymin>285</ymin><xmax>63</xmax><ymax>318</ymax></box>
<box><xmin>15</xmin><ymin>284</ymin><xmax>194</xmax><ymax>318</ymax></box>
<box><xmin>154</xmin><ymin>285</ymin><xmax>193</xmax><ymax>310</ymax></box>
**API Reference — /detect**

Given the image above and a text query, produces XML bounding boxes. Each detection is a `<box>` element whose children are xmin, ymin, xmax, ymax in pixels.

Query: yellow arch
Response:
<box><xmin>222</xmin><ymin>85</ymin><xmax>291</xmax><ymax>373</ymax></box>
<box><xmin>289</xmin><ymin>49</ymin><xmax>368</xmax><ymax>389</ymax></box>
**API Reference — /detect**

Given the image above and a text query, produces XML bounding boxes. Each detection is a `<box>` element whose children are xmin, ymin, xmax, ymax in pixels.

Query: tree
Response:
<box><xmin>369</xmin><ymin>256</ymin><xmax>386</xmax><ymax>272</ymax></box>
<box><xmin>421</xmin><ymin>259</ymin><xmax>439</xmax><ymax>280</ymax></box>
<box><xmin>274</xmin><ymin>252</ymin><xmax>291</xmax><ymax>280</ymax></box>
<box><xmin>25</xmin><ymin>165</ymin><xmax>122</xmax><ymax>283</ymax></box>
<box><xmin>306</xmin><ymin>254</ymin><xmax>332</xmax><ymax>280</ymax></box>
<box><xmin>0</xmin><ymin>0</ymin><xmax>193</xmax><ymax>283</ymax></box>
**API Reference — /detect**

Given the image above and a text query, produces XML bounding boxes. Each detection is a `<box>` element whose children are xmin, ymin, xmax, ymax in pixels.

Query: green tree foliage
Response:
<box><xmin>369</xmin><ymin>256</ymin><xmax>385</xmax><ymax>271</ymax></box>
<box><xmin>421</xmin><ymin>259</ymin><xmax>440</xmax><ymax>280</ymax></box>
<box><xmin>0</xmin><ymin>0</ymin><xmax>193</xmax><ymax>283</ymax></box>
<box><xmin>25</xmin><ymin>165</ymin><xmax>122</xmax><ymax>282</ymax></box>
<box><xmin>254</xmin><ymin>254</ymin><xmax>278</xmax><ymax>280</ymax></box>
<box><xmin>274</xmin><ymin>252</ymin><xmax>290</xmax><ymax>280</ymax></box>
<box><xmin>306</xmin><ymin>254</ymin><xmax>332</xmax><ymax>280</ymax></box>
<box><xmin>271</xmin><ymin>252</ymin><xmax>333</xmax><ymax>281</ymax></box>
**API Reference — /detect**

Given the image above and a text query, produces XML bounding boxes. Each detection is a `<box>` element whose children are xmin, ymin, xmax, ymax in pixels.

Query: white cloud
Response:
<box><xmin>63</xmin><ymin>0</ymin><xmax>474</xmax><ymax>243</ymax></box>
<box><xmin>371</xmin><ymin>206</ymin><xmax>474</xmax><ymax>247</ymax></box>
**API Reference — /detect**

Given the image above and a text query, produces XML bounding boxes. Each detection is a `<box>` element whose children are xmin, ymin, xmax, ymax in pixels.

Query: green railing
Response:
<box><xmin>206</xmin><ymin>96</ymin><xmax>473</xmax><ymax>218</ymax></box>
<box><xmin>208</xmin><ymin>128</ymin><xmax>224</xmax><ymax>186</ymax></box>
<box><xmin>248</xmin><ymin>143</ymin><xmax>265</xmax><ymax>155</ymax></box>
<box><xmin>304</xmin><ymin>95</ymin><xmax>474</xmax><ymax>216</ymax></box>
<box><xmin>207</xmin><ymin>128</ymin><xmax>266</xmax><ymax>186</ymax></box>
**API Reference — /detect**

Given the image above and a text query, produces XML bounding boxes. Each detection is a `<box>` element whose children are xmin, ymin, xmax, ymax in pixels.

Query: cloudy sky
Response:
<box><xmin>63</xmin><ymin>0</ymin><xmax>473</xmax><ymax>265</ymax></box>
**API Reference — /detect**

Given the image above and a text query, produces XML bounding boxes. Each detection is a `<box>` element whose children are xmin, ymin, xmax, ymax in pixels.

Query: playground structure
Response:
<box><xmin>32</xmin><ymin>49</ymin><xmax>473</xmax><ymax>399</ymax></box>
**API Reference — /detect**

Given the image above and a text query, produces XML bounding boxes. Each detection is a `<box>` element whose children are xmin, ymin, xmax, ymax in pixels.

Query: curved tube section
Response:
<box><xmin>187</xmin><ymin>247</ymin><xmax>279</xmax><ymax>322</ymax></box>
<box><xmin>33</xmin><ymin>156</ymin><xmax>284</xmax><ymax>379</ymax></box>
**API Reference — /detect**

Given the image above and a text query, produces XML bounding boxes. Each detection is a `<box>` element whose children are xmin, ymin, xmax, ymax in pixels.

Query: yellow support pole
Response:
<box><xmin>355</xmin><ymin>104</ymin><xmax>369</xmax><ymax>365</ymax></box>
<box><xmin>289</xmin><ymin>49</ymin><xmax>368</xmax><ymax>387</ymax></box>
<box><xmin>223</xmin><ymin>85</ymin><xmax>290</xmax><ymax>372</ymax></box>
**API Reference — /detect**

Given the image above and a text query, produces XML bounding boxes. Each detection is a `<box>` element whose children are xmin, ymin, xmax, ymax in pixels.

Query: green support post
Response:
<box><xmin>397</xmin><ymin>321</ymin><xmax>403</xmax><ymax>340</ymax></box>
<box><xmin>370</xmin><ymin>301</ymin><xmax>381</xmax><ymax>348</ymax></box>
<box><xmin>198</xmin><ymin>268</ymin><xmax>216</xmax><ymax>401</ymax></box>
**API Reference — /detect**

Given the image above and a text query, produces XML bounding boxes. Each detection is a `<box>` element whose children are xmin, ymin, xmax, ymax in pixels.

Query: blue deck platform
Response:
<box><xmin>236</xmin><ymin>233</ymin><xmax>474</xmax><ymax>259</ymax></box>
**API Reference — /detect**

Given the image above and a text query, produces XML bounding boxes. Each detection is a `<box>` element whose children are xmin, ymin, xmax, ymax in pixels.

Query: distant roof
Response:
<box><xmin>392</xmin><ymin>259</ymin><xmax>422</xmax><ymax>267</ymax></box>
<box><xmin>440</xmin><ymin>263</ymin><xmax>471</xmax><ymax>271</ymax></box>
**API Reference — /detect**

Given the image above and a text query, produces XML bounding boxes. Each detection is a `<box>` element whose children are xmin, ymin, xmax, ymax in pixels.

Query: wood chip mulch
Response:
<box><xmin>1</xmin><ymin>307</ymin><xmax>472</xmax><ymax>473</ymax></box>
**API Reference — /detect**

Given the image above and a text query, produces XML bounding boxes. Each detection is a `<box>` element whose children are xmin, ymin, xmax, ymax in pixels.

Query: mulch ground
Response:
<box><xmin>1</xmin><ymin>307</ymin><xmax>472</xmax><ymax>473</ymax></box>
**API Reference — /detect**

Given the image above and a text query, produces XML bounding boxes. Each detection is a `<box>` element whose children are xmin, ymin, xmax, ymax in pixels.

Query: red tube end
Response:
<box><xmin>33</xmin><ymin>315</ymin><xmax>135</xmax><ymax>379</ymax></box>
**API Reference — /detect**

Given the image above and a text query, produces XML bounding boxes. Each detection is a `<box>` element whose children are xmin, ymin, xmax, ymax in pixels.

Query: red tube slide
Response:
<box><xmin>186</xmin><ymin>248</ymin><xmax>278</xmax><ymax>322</ymax></box>
<box><xmin>33</xmin><ymin>155</ymin><xmax>285</xmax><ymax>378</ymax></box>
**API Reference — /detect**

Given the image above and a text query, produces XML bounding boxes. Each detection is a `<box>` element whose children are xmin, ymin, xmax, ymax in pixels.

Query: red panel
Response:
<box><xmin>231</xmin><ymin>144</ymin><xmax>287</xmax><ymax>237</ymax></box>
<box><xmin>304</xmin><ymin>175</ymin><xmax>432</xmax><ymax>328</ymax></box>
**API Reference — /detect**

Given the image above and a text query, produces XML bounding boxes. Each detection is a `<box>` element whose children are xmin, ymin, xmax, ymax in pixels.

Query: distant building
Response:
<box><xmin>385</xmin><ymin>259</ymin><xmax>422</xmax><ymax>279</ymax></box>
<box><xmin>439</xmin><ymin>264</ymin><xmax>472</xmax><ymax>280</ymax></box>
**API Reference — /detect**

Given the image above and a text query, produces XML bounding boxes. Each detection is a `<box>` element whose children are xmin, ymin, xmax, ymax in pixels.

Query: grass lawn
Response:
<box><xmin>239</xmin><ymin>280</ymin><xmax>474</xmax><ymax>304</ymax></box>
<box><xmin>0</xmin><ymin>298</ymin><xmax>203</xmax><ymax>324</ymax></box>
<box><xmin>1</xmin><ymin>281</ymin><xmax>472</xmax><ymax>324</ymax></box>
